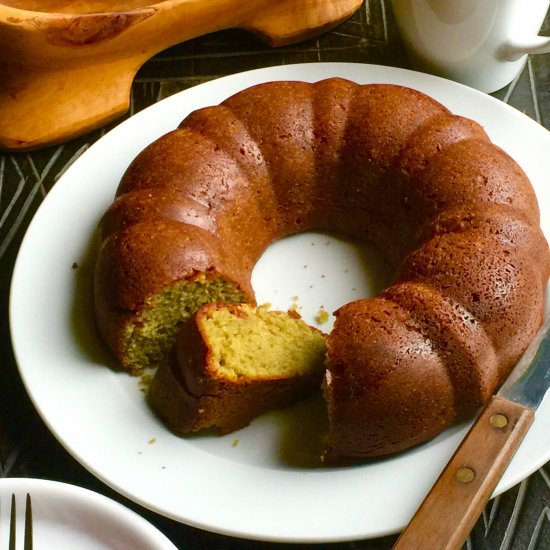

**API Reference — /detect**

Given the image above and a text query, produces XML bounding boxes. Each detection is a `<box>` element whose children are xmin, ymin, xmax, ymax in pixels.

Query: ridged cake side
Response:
<box><xmin>93</xmin><ymin>78</ymin><xmax>550</xmax><ymax>461</ymax></box>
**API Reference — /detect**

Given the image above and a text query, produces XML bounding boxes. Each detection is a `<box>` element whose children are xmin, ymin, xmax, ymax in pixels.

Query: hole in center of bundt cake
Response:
<box><xmin>122</xmin><ymin>276</ymin><xmax>245</xmax><ymax>371</ymax></box>
<box><xmin>251</xmin><ymin>231</ymin><xmax>395</xmax><ymax>331</ymax></box>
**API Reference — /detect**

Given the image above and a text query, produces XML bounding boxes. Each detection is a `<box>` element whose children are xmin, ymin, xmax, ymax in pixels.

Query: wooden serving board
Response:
<box><xmin>0</xmin><ymin>0</ymin><xmax>362</xmax><ymax>151</ymax></box>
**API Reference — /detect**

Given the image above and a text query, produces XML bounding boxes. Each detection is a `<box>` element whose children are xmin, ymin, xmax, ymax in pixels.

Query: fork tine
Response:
<box><xmin>24</xmin><ymin>494</ymin><xmax>33</xmax><ymax>550</ymax></box>
<box><xmin>9</xmin><ymin>493</ymin><xmax>16</xmax><ymax>550</ymax></box>
<box><xmin>7</xmin><ymin>494</ymin><xmax>33</xmax><ymax>550</ymax></box>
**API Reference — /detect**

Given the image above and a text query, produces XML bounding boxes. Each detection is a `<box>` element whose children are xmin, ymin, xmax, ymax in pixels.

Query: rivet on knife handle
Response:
<box><xmin>392</xmin><ymin>395</ymin><xmax>534</xmax><ymax>550</ymax></box>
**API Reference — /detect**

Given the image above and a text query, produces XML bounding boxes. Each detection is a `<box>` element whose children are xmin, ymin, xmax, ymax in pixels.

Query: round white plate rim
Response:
<box><xmin>0</xmin><ymin>478</ymin><xmax>177</xmax><ymax>548</ymax></box>
<box><xmin>9</xmin><ymin>62</ymin><xmax>550</xmax><ymax>543</ymax></box>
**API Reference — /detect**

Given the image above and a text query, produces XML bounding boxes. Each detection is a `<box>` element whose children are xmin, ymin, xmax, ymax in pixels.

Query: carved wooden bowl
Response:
<box><xmin>0</xmin><ymin>0</ymin><xmax>361</xmax><ymax>150</ymax></box>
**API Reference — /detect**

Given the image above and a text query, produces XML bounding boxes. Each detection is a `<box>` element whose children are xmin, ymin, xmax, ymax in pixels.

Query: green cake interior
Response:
<box><xmin>201</xmin><ymin>305</ymin><xmax>327</xmax><ymax>381</ymax></box>
<box><xmin>122</xmin><ymin>276</ymin><xmax>245</xmax><ymax>371</ymax></box>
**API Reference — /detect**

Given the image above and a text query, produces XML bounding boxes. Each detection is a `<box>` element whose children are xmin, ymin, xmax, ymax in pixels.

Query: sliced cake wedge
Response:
<box><xmin>149</xmin><ymin>303</ymin><xmax>327</xmax><ymax>434</ymax></box>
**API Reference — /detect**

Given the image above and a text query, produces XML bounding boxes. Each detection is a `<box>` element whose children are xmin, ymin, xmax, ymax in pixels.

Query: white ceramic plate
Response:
<box><xmin>0</xmin><ymin>478</ymin><xmax>177</xmax><ymax>549</ymax></box>
<box><xmin>10</xmin><ymin>63</ymin><xmax>550</xmax><ymax>543</ymax></box>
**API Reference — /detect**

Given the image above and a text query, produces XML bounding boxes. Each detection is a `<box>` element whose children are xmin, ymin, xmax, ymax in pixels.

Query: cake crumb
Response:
<box><xmin>71</xmin><ymin>262</ymin><xmax>79</xmax><ymax>269</ymax></box>
<box><xmin>148</xmin><ymin>438</ymin><xmax>156</xmax><ymax>445</ymax></box>
<box><xmin>288</xmin><ymin>302</ymin><xmax>301</xmax><ymax>316</ymax></box>
<box><xmin>139</xmin><ymin>373</ymin><xmax>153</xmax><ymax>392</ymax></box>
<box><xmin>287</xmin><ymin>308</ymin><xmax>302</xmax><ymax>320</ymax></box>
<box><xmin>291</xmin><ymin>295</ymin><xmax>299</xmax><ymax>302</ymax></box>
<box><xmin>315</xmin><ymin>308</ymin><xmax>330</xmax><ymax>325</ymax></box>
<box><xmin>232</xmin><ymin>439</ymin><xmax>239</xmax><ymax>447</ymax></box>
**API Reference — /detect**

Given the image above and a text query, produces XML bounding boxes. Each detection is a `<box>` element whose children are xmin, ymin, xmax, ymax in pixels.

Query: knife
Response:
<box><xmin>393</xmin><ymin>318</ymin><xmax>550</xmax><ymax>550</ymax></box>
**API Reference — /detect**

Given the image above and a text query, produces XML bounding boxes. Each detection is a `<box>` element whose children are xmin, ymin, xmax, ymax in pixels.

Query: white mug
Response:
<box><xmin>391</xmin><ymin>0</ymin><xmax>550</xmax><ymax>93</ymax></box>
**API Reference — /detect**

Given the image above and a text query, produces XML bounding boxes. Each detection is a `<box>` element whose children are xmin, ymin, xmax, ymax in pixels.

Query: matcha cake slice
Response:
<box><xmin>149</xmin><ymin>303</ymin><xmax>327</xmax><ymax>434</ymax></box>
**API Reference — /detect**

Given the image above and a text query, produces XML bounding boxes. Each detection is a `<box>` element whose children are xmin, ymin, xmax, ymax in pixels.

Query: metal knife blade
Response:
<box><xmin>393</xmin><ymin>316</ymin><xmax>550</xmax><ymax>550</ymax></box>
<box><xmin>498</xmin><ymin>319</ymin><xmax>550</xmax><ymax>409</ymax></box>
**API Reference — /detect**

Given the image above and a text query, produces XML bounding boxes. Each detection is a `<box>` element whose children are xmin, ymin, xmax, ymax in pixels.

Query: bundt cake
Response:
<box><xmin>94</xmin><ymin>78</ymin><xmax>550</xmax><ymax>462</ymax></box>
<box><xmin>149</xmin><ymin>303</ymin><xmax>327</xmax><ymax>434</ymax></box>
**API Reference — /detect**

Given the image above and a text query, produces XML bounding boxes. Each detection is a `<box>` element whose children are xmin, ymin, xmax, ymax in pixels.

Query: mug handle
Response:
<box><xmin>502</xmin><ymin>35</ymin><xmax>550</xmax><ymax>61</ymax></box>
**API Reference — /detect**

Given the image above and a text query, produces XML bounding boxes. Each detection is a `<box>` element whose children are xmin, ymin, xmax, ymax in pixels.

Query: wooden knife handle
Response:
<box><xmin>393</xmin><ymin>395</ymin><xmax>535</xmax><ymax>550</ymax></box>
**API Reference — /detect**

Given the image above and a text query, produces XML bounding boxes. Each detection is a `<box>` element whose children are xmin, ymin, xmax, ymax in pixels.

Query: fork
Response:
<box><xmin>8</xmin><ymin>493</ymin><xmax>33</xmax><ymax>550</ymax></box>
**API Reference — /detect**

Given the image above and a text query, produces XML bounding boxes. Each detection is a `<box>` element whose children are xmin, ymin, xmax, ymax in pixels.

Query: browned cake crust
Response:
<box><xmin>94</xmin><ymin>78</ymin><xmax>550</xmax><ymax>463</ymax></box>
